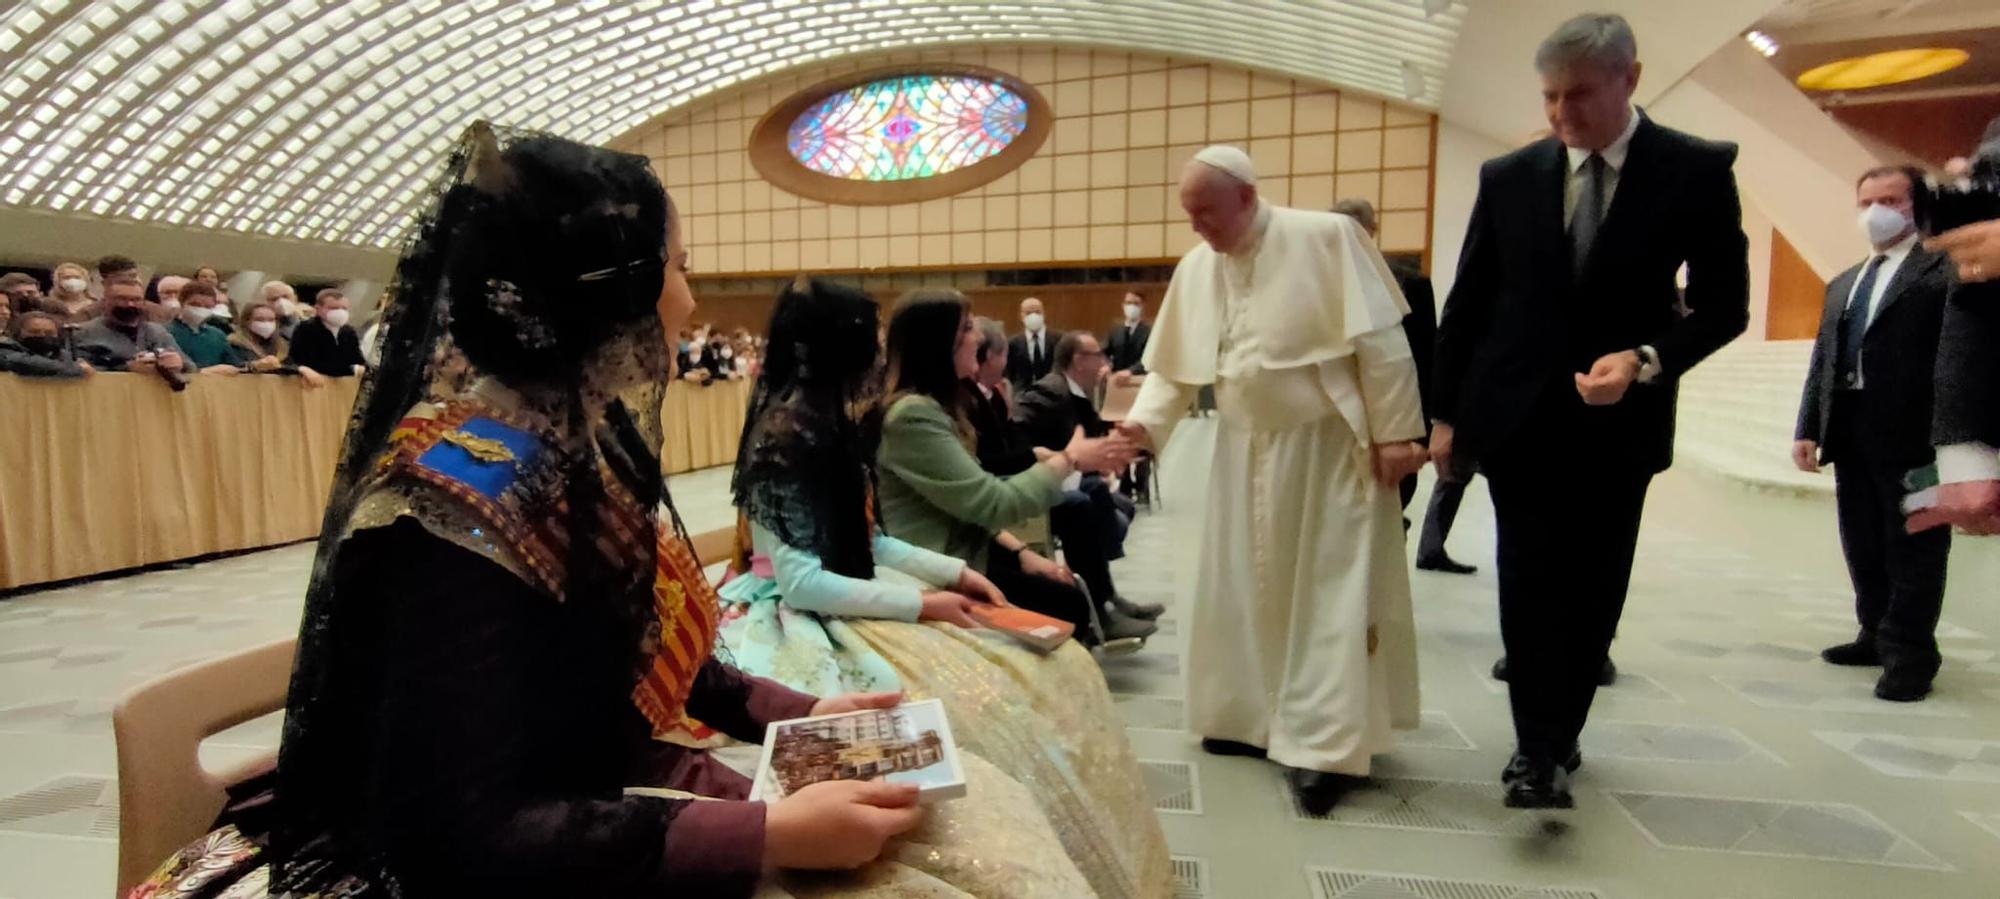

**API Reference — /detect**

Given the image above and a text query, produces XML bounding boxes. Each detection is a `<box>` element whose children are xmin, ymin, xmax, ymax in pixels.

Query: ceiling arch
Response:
<box><xmin>0</xmin><ymin>0</ymin><xmax>1465</xmax><ymax>250</ymax></box>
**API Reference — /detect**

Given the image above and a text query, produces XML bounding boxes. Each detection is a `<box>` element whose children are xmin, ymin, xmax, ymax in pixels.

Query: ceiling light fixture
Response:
<box><xmin>1744</xmin><ymin>30</ymin><xmax>1778</xmax><ymax>58</ymax></box>
<box><xmin>1796</xmin><ymin>47</ymin><xmax>1969</xmax><ymax>91</ymax></box>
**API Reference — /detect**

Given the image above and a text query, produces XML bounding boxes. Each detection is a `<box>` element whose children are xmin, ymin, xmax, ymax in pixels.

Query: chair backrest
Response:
<box><xmin>686</xmin><ymin>525</ymin><xmax>735</xmax><ymax>569</ymax></box>
<box><xmin>112</xmin><ymin>637</ymin><xmax>295</xmax><ymax>897</ymax></box>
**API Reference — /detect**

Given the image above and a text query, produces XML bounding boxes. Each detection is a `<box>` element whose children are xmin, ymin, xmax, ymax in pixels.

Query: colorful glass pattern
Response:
<box><xmin>787</xmin><ymin>75</ymin><xmax>1029</xmax><ymax>181</ymax></box>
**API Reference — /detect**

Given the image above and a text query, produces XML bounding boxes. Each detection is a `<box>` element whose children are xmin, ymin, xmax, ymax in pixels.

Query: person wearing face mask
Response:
<box><xmin>0</xmin><ymin>271</ymin><xmax>55</xmax><ymax>321</ymax></box>
<box><xmin>0</xmin><ymin>310</ymin><xmax>93</xmax><ymax>378</ymax></box>
<box><xmin>1792</xmin><ymin>164</ymin><xmax>1956</xmax><ymax>703</ymax></box>
<box><xmin>165</xmin><ymin>281</ymin><xmax>242</xmax><ymax>374</ymax></box>
<box><xmin>1103</xmin><ymin>291</ymin><xmax>1152</xmax><ymax>384</ymax></box>
<box><xmin>1005</xmin><ymin>297</ymin><xmax>1063</xmax><ymax>392</ymax></box>
<box><xmin>258</xmin><ymin>280</ymin><xmax>305</xmax><ymax>339</ymax></box>
<box><xmin>74</xmin><ymin>276</ymin><xmax>188</xmax><ymax>374</ymax></box>
<box><xmin>287</xmin><ymin>288</ymin><xmax>368</xmax><ymax>377</ymax></box>
<box><xmin>677</xmin><ymin>325</ymin><xmax>724</xmax><ymax>384</ymax></box>
<box><xmin>46</xmin><ymin>262</ymin><xmax>96</xmax><ymax>322</ymax></box>
<box><xmin>154</xmin><ymin>274</ymin><xmax>188</xmax><ymax>318</ymax></box>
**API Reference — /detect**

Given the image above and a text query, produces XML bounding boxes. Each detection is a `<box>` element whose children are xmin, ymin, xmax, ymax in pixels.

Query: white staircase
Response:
<box><xmin>1674</xmin><ymin>339</ymin><xmax>1832</xmax><ymax>495</ymax></box>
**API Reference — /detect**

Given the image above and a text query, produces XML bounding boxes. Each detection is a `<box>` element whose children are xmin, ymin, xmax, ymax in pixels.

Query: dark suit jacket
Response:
<box><xmin>287</xmin><ymin>321</ymin><xmax>367</xmax><ymax>377</ymax></box>
<box><xmin>965</xmin><ymin>381</ymin><xmax>1035</xmax><ymax>476</ymax></box>
<box><xmin>1796</xmin><ymin>245</ymin><xmax>1953</xmax><ymax>467</ymax></box>
<box><xmin>1389</xmin><ymin>258</ymin><xmax>1437</xmax><ymax>431</ymax></box>
<box><xmin>1005</xmin><ymin>329</ymin><xmax>1063</xmax><ymax>392</ymax></box>
<box><xmin>1013</xmin><ymin>371</ymin><xmax>1109</xmax><ymax>451</ymax></box>
<box><xmin>1933</xmin><ymin>280</ymin><xmax>2000</xmax><ymax>450</ymax></box>
<box><xmin>1104</xmin><ymin>322</ymin><xmax>1151</xmax><ymax>374</ymax></box>
<box><xmin>1434</xmin><ymin>113</ymin><xmax>1750</xmax><ymax>475</ymax></box>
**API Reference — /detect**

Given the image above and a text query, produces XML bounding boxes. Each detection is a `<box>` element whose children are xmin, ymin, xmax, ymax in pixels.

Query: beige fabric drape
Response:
<box><xmin>0</xmin><ymin>375</ymin><xmax>753</xmax><ymax>590</ymax></box>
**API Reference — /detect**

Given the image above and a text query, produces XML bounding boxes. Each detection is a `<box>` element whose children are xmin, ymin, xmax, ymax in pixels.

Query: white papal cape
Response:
<box><xmin>1127</xmin><ymin>202</ymin><xmax>1424</xmax><ymax>776</ymax></box>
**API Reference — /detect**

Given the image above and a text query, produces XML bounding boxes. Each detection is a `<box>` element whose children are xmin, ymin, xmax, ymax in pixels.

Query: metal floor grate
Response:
<box><xmin>1139</xmin><ymin>758</ymin><xmax>1203</xmax><ymax>814</ymax></box>
<box><xmin>1307</xmin><ymin>867</ymin><xmax>1605</xmax><ymax>899</ymax></box>
<box><xmin>0</xmin><ymin>775</ymin><xmax>119</xmax><ymax>840</ymax></box>
<box><xmin>1170</xmin><ymin>855</ymin><xmax>1208</xmax><ymax>899</ymax></box>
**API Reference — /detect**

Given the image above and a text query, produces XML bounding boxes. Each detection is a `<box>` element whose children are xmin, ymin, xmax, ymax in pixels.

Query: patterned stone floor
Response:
<box><xmin>6</xmin><ymin>426</ymin><xmax>2000</xmax><ymax>898</ymax></box>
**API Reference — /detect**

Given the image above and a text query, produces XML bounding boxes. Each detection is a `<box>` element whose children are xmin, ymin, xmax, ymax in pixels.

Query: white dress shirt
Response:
<box><xmin>1564</xmin><ymin>107</ymin><xmax>1640</xmax><ymax>227</ymax></box>
<box><xmin>1846</xmin><ymin>231</ymin><xmax>1918</xmax><ymax>330</ymax></box>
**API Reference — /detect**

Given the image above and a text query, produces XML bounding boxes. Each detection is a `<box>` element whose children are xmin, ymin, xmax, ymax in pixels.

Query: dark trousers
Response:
<box><xmin>1416</xmin><ymin>476</ymin><xmax>1472</xmax><ymax>559</ymax></box>
<box><xmin>1050</xmin><ymin>477</ymin><xmax>1125</xmax><ymax>606</ymax></box>
<box><xmin>1830</xmin><ymin>394</ymin><xmax>1951</xmax><ymax>673</ymax></box>
<box><xmin>986</xmin><ymin>540</ymin><xmax>1101</xmax><ymax>644</ymax></box>
<box><xmin>1488</xmin><ymin>465</ymin><xmax>1652</xmax><ymax>762</ymax></box>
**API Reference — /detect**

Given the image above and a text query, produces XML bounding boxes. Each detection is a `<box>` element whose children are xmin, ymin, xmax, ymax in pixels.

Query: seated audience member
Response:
<box><xmin>288</xmin><ymin>288</ymin><xmax>367</xmax><ymax>377</ymax></box>
<box><xmin>47</xmin><ymin>261</ymin><xmax>96</xmax><ymax>322</ymax></box>
<box><xmin>967</xmin><ymin>317</ymin><xmax>1036</xmax><ymax>474</ymax></box>
<box><xmin>1010</xmin><ymin>332</ymin><xmax>1158</xmax><ymax>621</ymax></box>
<box><xmin>719</xmin><ymin>277</ymin><xmax>1176</xmax><ymax>899</ymax></box>
<box><xmin>678</xmin><ymin>325</ymin><xmax>726</xmax><ymax>383</ymax></box>
<box><xmin>73</xmin><ymin>277</ymin><xmax>187</xmax><ymax>374</ymax></box>
<box><xmin>0</xmin><ymin>311</ymin><xmax>92</xmax><ymax>378</ymax></box>
<box><xmin>126</xmin><ymin>134</ymin><xmax>1111</xmax><ymax>899</ymax></box>
<box><xmin>154</xmin><ymin>274</ymin><xmax>187</xmax><ymax>315</ymax></box>
<box><xmin>0</xmin><ymin>271</ymin><xmax>57</xmax><ymax>319</ymax></box>
<box><xmin>165</xmin><ymin>281</ymin><xmax>242</xmax><ymax>373</ymax></box>
<box><xmin>258</xmin><ymin>279</ymin><xmax>306</xmax><ymax>339</ymax></box>
<box><xmin>874</xmin><ymin>288</ymin><xmax>1155</xmax><ymax>645</ymax></box>
<box><xmin>228</xmin><ymin>301</ymin><xmax>327</xmax><ymax>387</ymax></box>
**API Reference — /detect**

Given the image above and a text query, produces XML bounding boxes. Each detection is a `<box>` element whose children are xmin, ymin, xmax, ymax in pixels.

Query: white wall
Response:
<box><xmin>1428</xmin><ymin>121</ymin><xmax>1512</xmax><ymax>302</ymax></box>
<box><xmin>1647</xmin><ymin>40</ymin><xmax>1882</xmax><ymax>281</ymax></box>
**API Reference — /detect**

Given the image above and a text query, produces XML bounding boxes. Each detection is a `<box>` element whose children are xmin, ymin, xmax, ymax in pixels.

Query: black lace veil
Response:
<box><xmin>729</xmin><ymin>278</ymin><xmax>883</xmax><ymax>579</ymax></box>
<box><xmin>271</xmin><ymin>122</ymin><xmax>679</xmax><ymax>890</ymax></box>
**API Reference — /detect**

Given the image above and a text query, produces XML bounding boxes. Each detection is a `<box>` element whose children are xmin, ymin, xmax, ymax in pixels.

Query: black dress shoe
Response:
<box><xmin>1109</xmin><ymin>595</ymin><xmax>1166</xmax><ymax>620</ymax></box>
<box><xmin>1599</xmin><ymin>657</ymin><xmax>1618</xmax><ymax>687</ymax></box>
<box><xmin>1287</xmin><ymin>767</ymin><xmax>1367</xmax><ymax>816</ymax></box>
<box><xmin>1501</xmin><ymin>756</ymin><xmax>1573</xmax><ymax>810</ymax></box>
<box><xmin>1416</xmin><ymin>553</ymin><xmax>1478</xmax><ymax>575</ymax></box>
<box><xmin>1500</xmin><ymin>749</ymin><xmax>1581</xmax><ymax>780</ymax></box>
<box><xmin>1821</xmin><ymin>640</ymin><xmax>1882</xmax><ymax>667</ymax></box>
<box><xmin>1564</xmin><ymin>746</ymin><xmax>1583</xmax><ymax>774</ymax></box>
<box><xmin>1491</xmin><ymin>656</ymin><xmax>1509</xmax><ymax>681</ymax></box>
<box><xmin>1874</xmin><ymin>667</ymin><xmax>1933</xmax><ymax>702</ymax></box>
<box><xmin>1200</xmin><ymin>738</ymin><xmax>1267</xmax><ymax>759</ymax></box>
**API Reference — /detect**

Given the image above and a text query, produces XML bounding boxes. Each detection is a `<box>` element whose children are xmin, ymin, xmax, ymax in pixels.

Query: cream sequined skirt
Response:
<box><xmin>845</xmin><ymin>621</ymin><xmax>1174</xmax><ymax>899</ymax></box>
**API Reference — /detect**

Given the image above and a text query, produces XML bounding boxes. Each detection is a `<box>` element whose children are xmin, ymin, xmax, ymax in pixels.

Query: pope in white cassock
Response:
<box><xmin>1120</xmin><ymin>145</ymin><xmax>1429</xmax><ymax>813</ymax></box>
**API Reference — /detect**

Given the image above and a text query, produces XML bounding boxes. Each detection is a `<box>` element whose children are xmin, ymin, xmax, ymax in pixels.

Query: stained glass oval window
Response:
<box><xmin>786</xmin><ymin>75</ymin><xmax>1031</xmax><ymax>182</ymax></box>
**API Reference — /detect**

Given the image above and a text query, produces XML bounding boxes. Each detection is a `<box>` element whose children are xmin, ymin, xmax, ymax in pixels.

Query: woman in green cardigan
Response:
<box><xmin>874</xmin><ymin>288</ymin><xmax>1155</xmax><ymax>647</ymax></box>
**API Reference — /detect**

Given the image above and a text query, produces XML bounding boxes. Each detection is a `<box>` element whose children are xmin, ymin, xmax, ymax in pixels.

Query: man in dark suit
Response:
<box><xmin>1011</xmin><ymin>332</ymin><xmax>1163</xmax><ymax>623</ymax></box>
<box><xmin>1332</xmin><ymin>198</ymin><xmax>1477</xmax><ymax>572</ymax></box>
<box><xmin>1793</xmin><ymin>165</ymin><xmax>1955</xmax><ymax>702</ymax></box>
<box><xmin>1005</xmin><ymin>296</ymin><xmax>1062</xmax><ymax>392</ymax></box>
<box><xmin>1104</xmin><ymin>291</ymin><xmax>1152</xmax><ymax>376</ymax></box>
<box><xmin>1432</xmin><ymin>14</ymin><xmax>1750</xmax><ymax>808</ymax></box>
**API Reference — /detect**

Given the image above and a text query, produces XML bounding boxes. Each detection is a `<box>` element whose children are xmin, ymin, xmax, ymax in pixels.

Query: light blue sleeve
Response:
<box><xmin>872</xmin><ymin>531</ymin><xmax>967</xmax><ymax>587</ymax></box>
<box><xmin>753</xmin><ymin>522</ymin><xmax>924</xmax><ymax>622</ymax></box>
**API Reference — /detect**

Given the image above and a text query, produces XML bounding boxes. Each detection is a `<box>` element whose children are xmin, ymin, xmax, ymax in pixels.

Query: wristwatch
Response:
<box><xmin>1634</xmin><ymin>345</ymin><xmax>1662</xmax><ymax>384</ymax></box>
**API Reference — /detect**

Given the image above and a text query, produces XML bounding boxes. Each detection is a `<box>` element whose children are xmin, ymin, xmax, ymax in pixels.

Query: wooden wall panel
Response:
<box><xmin>1766</xmin><ymin>228</ymin><xmax>1828</xmax><ymax>341</ymax></box>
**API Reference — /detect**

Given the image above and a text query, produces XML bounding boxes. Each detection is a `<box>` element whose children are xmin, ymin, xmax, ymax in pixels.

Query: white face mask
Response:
<box><xmin>1023</xmin><ymin>312</ymin><xmax>1045</xmax><ymax>332</ymax></box>
<box><xmin>1857</xmin><ymin>203</ymin><xmax>1911</xmax><ymax>247</ymax></box>
<box><xmin>250</xmin><ymin>320</ymin><xmax>278</xmax><ymax>339</ymax></box>
<box><xmin>180</xmin><ymin>305</ymin><xmax>212</xmax><ymax>325</ymax></box>
<box><xmin>721</xmin><ymin>348</ymin><xmax>734</xmax><ymax>359</ymax></box>
<box><xmin>275</xmin><ymin>298</ymin><xmax>296</xmax><ymax>316</ymax></box>
<box><xmin>59</xmin><ymin>277</ymin><xmax>87</xmax><ymax>293</ymax></box>
<box><xmin>209</xmin><ymin>303</ymin><xmax>231</xmax><ymax>319</ymax></box>
<box><xmin>1124</xmin><ymin>303</ymin><xmax>1142</xmax><ymax>323</ymax></box>
<box><xmin>161</xmin><ymin>299</ymin><xmax>181</xmax><ymax>311</ymax></box>
<box><xmin>322</xmin><ymin>308</ymin><xmax>350</xmax><ymax>329</ymax></box>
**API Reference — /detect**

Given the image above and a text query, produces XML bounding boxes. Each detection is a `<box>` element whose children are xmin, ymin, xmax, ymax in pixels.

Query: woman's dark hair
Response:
<box><xmin>439</xmin><ymin>135</ymin><xmax>669</xmax><ymax>382</ymax></box>
<box><xmin>883</xmin><ymin>288</ymin><xmax>974</xmax><ymax>444</ymax></box>
<box><xmin>732</xmin><ymin>277</ymin><xmax>883</xmax><ymax>578</ymax></box>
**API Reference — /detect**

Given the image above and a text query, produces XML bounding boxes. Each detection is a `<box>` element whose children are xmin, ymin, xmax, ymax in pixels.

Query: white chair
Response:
<box><xmin>112</xmin><ymin>637</ymin><xmax>295</xmax><ymax>897</ymax></box>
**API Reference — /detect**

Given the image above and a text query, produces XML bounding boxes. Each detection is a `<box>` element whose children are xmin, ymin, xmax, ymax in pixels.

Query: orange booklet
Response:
<box><xmin>970</xmin><ymin>604</ymin><xmax>1075</xmax><ymax>652</ymax></box>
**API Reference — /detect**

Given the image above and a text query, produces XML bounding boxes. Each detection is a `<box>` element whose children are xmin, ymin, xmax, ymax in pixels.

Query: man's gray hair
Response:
<box><xmin>1535</xmin><ymin>13</ymin><xmax>1638</xmax><ymax>75</ymax></box>
<box><xmin>1330</xmin><ymin>198</ymin><xmax>1378</xmax><ymax>235</ymax></box>
<box><xmin>973</xmin><ymin>315</ymin><xmax>1007</xmax><ymax>363</ymax></box>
